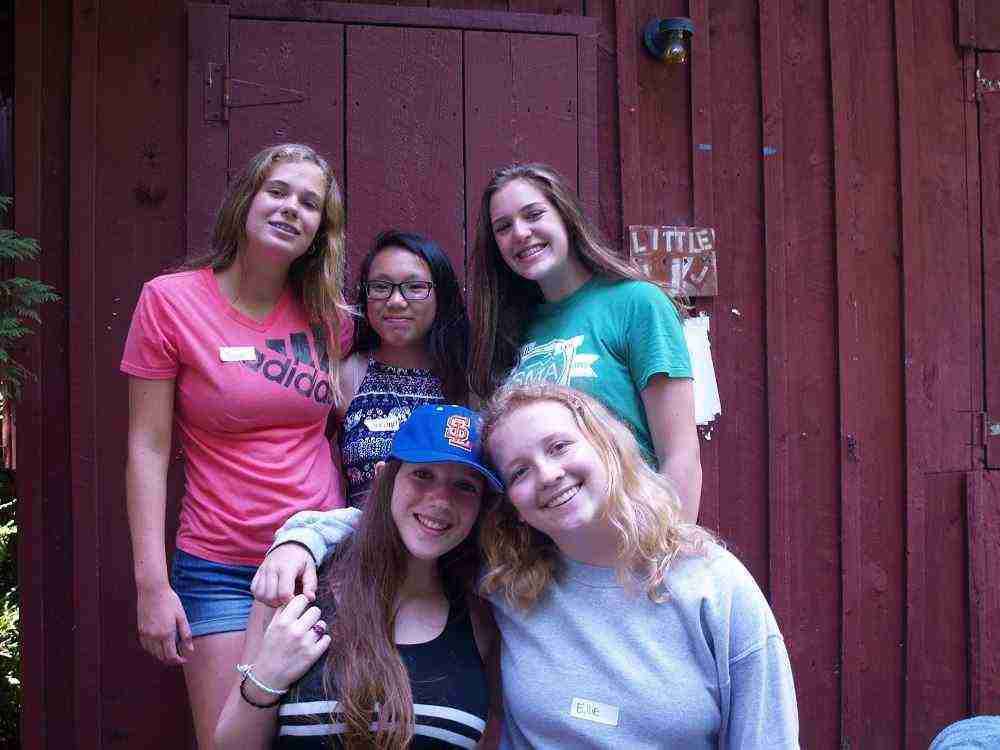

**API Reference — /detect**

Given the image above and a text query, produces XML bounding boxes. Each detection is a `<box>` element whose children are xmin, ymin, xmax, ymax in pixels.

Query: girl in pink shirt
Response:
<box><xmin>121</xmin><ymin>143</ymin><xmax>351</xmax><ymax>748</ymax></box>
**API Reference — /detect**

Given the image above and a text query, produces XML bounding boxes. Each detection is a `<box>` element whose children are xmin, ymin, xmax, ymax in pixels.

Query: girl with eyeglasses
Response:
<box><xmin>338</xmin><ymin>230</ymin><xmax>471</xmax><ymax>508</ymax></box>
<box><xmin>252</xmin><ymin>231</ymin><xmax>472</xmax><ymax>604</ymax></box>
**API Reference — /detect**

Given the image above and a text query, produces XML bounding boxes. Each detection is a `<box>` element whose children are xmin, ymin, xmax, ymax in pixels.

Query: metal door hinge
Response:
<box><xmin>974</xmin><ymin>412</ymin><xmax>1000</xmax><ymax>445</ymax></box>
<box><xmin>976</xmin><ymin>68</ymin><xmax>1000</xmax><ymax>98</ymax></box>
<box><xmin>204</xmin><ymin>63</ymin><xmax>307</xmax><ymax>123</ymax></box>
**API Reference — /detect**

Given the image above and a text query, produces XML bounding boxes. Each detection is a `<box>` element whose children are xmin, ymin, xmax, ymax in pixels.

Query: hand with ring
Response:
<box><xmin>250</xmin><ymin>594</ymin><xmax>331</xmax><ymax>693</ymax></box>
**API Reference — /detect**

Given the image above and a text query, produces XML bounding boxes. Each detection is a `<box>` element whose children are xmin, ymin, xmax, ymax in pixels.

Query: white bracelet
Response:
<box><xmin>235</xmin><ymin>663</ymin><xmax>288</xmax><ymax>696</ymax></box>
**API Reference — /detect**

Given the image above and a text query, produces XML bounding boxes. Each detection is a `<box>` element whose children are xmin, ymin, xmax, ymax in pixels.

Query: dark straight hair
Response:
<box><xmin>353</xmin><ymin>230</ymin><xmax>471</xmax><ymax>404</ymax></box>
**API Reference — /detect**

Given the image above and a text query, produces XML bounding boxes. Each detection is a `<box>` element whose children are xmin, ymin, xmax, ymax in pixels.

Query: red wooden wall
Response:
<box><xmin>10</xmin><ymin>1</ymin><xmax>999</xmax><ymax>748</ymax></box>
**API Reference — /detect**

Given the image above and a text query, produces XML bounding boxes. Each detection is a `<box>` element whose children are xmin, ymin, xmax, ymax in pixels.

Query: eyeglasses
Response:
<box><xmin>363</xmin><ymin>280</ymin><xmax>435</xmax><ymax>301</ymax></box>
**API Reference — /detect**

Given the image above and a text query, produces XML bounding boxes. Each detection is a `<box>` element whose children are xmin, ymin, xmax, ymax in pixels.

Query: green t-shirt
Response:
<box><xmin>506</xmin><ymin>277</ymin><xmax>692</xmax><ymax>462</ymax></box>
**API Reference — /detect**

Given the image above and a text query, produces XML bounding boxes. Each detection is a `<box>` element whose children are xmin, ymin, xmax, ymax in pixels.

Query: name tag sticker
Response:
<box><xmin>219</xmin><ymin>346</ymin><xmax>257</xmax><ymax>363</ymax></box>
<box><xmin>569</xmin><ymin>697</ymin><xmax>620</xmax><ymax>727</ymax></box>
<box><xmin>365</xmin><ymin>415</ymin><xmax>404</xmax><ymax>433</ymax></box>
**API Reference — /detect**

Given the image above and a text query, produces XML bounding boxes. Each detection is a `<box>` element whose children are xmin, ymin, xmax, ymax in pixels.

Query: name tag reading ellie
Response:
<box><xmin>219</xmin><ymin>346</ymin><xmax>257</xmax><ymax>363</ymax></box>
<box><xmin>569</xmin><ymin>697</ymin><xmax>619</xmax><ymax>727</ymax></box>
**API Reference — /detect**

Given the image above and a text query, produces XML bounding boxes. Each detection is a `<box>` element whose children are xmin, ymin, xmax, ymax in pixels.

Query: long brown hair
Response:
<box><xmin>478</xmin><ymin>383</ymin><xmax>712</xmax><ymax>611</ymax></box>
<box><xmin>468</xmin><ymin>163</ymin><xmax>682</xmax><ymax>398</ymax></box>
<box><xmin>321</xmin><ymin>460</ymin><xmax>486</xmax><ymax>750</ymax></box>
<box><xmin>183</xmin><ymin>143</ymin><xmax>349</xmax><ymax>391</ymax></box>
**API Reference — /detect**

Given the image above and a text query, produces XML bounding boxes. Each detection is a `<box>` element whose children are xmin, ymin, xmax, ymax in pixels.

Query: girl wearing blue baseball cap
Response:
<box><xmin>215</xmin><ymin>404</ymin><xmax>502</xmax><ymax>750</ymax></box>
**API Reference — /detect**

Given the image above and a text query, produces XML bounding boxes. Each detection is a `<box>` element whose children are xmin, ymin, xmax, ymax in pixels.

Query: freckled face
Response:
<box><xmin>489</xmin><ymin>179</ymin><xmax>575</xmax><ymax>290</ymax></box>
<box><xmin>487</xmin><ymin>401</ymin><xmax>610</xmax><ymax>546</ymax></box>
<box><xmin>244</xmin><ymin>160</ymin><xmax>326</xmax><ymax>263</ymax></box>
<box><xmin>390</xmin><ymin>461</ymin><xmax>485</xmax><ymax>562</ymax></box>
<box><xmin>365</xmin><ymin>247</ymin><xmax>437</xmax><ymax>351</ymax></box>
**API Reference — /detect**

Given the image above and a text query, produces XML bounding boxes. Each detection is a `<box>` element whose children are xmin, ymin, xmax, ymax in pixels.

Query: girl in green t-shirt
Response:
<box><xmin>467</xmin><ymin>163</ymin><xmax>703</xmax><ymax>522</ymax></box>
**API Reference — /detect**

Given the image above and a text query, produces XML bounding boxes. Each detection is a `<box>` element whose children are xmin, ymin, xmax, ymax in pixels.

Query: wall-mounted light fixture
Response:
<box><xmin>642</xmin><ymin>17</ymin><xmax>695</xmax><ymax>65</ymax></box>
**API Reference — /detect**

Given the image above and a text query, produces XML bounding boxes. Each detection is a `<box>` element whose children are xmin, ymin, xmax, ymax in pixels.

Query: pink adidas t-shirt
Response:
<box><xmin>121</xmin><ymin>268</ymin><xmax>351</xmax><ymax>565</ymax></box>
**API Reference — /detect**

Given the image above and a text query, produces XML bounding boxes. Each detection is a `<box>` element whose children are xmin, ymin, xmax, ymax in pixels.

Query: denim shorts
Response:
<box><xmin>169</xmin><ymin>549</ymin><xmax>258</xmax><ymax>637</ymax></box>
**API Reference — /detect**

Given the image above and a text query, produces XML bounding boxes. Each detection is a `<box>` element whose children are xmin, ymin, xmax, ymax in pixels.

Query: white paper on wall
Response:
<box><xmin>682</xmin><ymin>313</ymin><xmax>722</xmax><ymax>426</ymax></box>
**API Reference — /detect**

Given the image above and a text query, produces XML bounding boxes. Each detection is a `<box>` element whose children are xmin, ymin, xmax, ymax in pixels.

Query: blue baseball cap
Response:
<box><xmin>390</xmin><ymin>404</ymin><xmax>504</xmax><ymax>492</ymax></box>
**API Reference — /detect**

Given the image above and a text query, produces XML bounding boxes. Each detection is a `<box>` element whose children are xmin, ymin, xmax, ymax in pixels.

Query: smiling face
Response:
<box><xmin>390</xmin><ymin>461</ymin><xmax>485</xmax><ymax>563</ymax></box>
<box><xmin>487</xmin><ymin>400</ymin><xmax>611</xmax><ymax>548</ymax></box>
<box><xmin>489</xmin><ymin>178</ymin><xmax>589</xmax><ymax>301</ymax></box>
<box><xmin>243</xmin><ymin>160</ymin><xmax>326</xmax><ymax>264</ymax></box>
<box><xmin>365</xmin><ymin>246</ymin><xmax>438</xmax><ymax>352</ymax></box>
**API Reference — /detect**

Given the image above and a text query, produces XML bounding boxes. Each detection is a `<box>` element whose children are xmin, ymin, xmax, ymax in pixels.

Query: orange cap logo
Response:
<box><xmin>444</xmin><ymin>414</ymin><xmax>472</xmax><ymax>452</ymax></box>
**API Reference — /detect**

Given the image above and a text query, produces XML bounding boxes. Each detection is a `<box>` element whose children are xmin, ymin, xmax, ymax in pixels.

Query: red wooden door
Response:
<box><xmin>187</xmin><ymin>2</ymin><xmax>598</xmax><ymax>287</ymax></box>
<box><xmin>979</xmin><ymin>51</ymin><xmax>1000</xmax><ymax>467</ymax></box>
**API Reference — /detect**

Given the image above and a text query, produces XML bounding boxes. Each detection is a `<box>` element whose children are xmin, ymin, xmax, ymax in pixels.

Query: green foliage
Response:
<box><xmin>0</xmin><ymin>196</ymin><xmax>56</xmax><ymax>746</ymax></box>
<box><xmin>0</xmin><ymin>197</ymin><xmax>60</xmax><ymax>401</ymax></box>
<box><xmin>0</xmin><ymin>483</ymin><xmax>17</xmax><ymax>746</ymax></box>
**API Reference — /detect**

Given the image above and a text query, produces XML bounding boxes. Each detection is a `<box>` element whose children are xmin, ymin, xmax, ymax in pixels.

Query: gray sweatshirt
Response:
<box><xmin>271</xmin><ymin>512</ymin><xmax>799</xmax><ymax>748</ymax></box>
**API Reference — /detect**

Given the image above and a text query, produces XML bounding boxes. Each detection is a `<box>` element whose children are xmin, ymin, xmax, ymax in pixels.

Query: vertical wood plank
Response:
<box><xmin>904</xmin><ymin>472</ymin><xmax>970</xmax><ymax>746</ymax></box>
<box><xmin>706</xmin><ymin>0</ymin><xmax>768</xmax><ymax>594</ymax></box>
<box><xmin>980</xmin><ymin>51</ymin><xmax>1000</xmax><ymax>469</ymax></box>
<box><xmin>97</xmin><ymin>2</ymin><xmax>196</xmax><ymax>745</ymax></box>
<box><xmin>186</xmin><ymin>3</ymin><xmax>229</xmax><ymax>256</ymax></box>
<box><xmin>957</xmin><ymin>0</ymin><xmax>976</xmax><ymax>48</ymax></box>
<box><xmin>969</xmin><ymin>470</ymin><xmax>1000</xmax><ymax>715</ymax></box>
<box><xmin>614</xmin><ymin>0</ymin><xmax>641</xmax><ymax>237</ymax></box>
<box><xmin>585</xmin><ymin>0</ymin><xmax>621</xmax><ymax>246</ymax></box>
<box><xmin>964</xmin><ymin>49</ymin><xmax>984</xmax><ymax>469</ymax></box>
<box><xmin>760</xmin><ymin>1</ymin><xmax>841</xmax><ymax>746</ymax></box>
<box><xmin>687</xmin><ymin>0</ymin><xmax>718</xmax><ymax>535</ymax></box>
<box><xmin>346</xmin><ymin>25</ymin><xmax>465</xmax><ymax>273</ymax></box>
<box><xmin>12</xmin><ymin>2</ymin><xmax>47</xmax><ymax>745</ymax></box>
<box><xmin>14</xmin><ymin>1</ymin><xmax>76</xmax><ymax>747</ymax></box>
<box><xmin>577</xmin><ymin>33</ymin><xmax>599</xmax><ymax>224</ymax></box>
<box><xmin>828</xmin><ymin>0</ymin><xmax>905</xmax><ymax>744</ymax></box>
<box><xmin>636</xmin><ymin>0</ymin><xmax>690</xmax><ymax>225</ymax></box>
<box><xmin>898</xmin><ymin>0</ymin><xmax>976</xmax><ymax>477</ymax></box>
<box><xmin>758</xmin><ymin>0</ymin><xmax>788</xmax><ymax>644</ymax></box>
<box><xmin>69</xmin><ymin>0</ymin><xmax>102</xmax><ymax>747</ymax></box>
<box><xmin>899</xmin><ymin>0</ymin><xmax>982</xmax><ymax>744</ymax></box>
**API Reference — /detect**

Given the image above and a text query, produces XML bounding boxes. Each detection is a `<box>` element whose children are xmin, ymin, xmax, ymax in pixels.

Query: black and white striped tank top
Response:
<box><xmin>274</xmin><ymin>605</ymin><xmax>489</xmax><ymax>749</ymax></box>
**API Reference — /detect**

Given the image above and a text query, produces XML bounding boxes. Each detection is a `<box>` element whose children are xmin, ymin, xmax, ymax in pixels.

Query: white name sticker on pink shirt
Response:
<box><xmin>219</xmin><ymin>346</ymin><xmax>258</xmax><ymax>363</ymax></box>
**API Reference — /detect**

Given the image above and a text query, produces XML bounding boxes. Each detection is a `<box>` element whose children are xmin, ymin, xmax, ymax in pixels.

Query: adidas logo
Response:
<box><xmin>241</xmin><ymin>326</ymin><xmax>334</xmax><ymax>404</ymax></box>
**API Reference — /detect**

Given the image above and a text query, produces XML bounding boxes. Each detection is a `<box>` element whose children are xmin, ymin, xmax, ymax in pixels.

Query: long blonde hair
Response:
<box><xmin>478</xmin><ymin>383</ymin><xmax>712</xmax><ymax>610</ymax></box>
